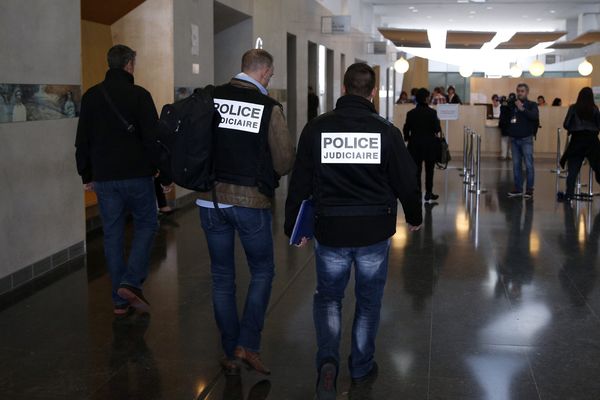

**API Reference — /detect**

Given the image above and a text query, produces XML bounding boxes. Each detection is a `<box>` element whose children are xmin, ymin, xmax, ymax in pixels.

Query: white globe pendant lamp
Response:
<box><xmin>394</xmin><ymin>57</ymin><xmax>409</xmax><ymax>73</ymax></box>
<box><xmin>578</xmin><ymin>59</ymin><xmax>593</xmax><ymax>76</ymax></box>
<box><xmin>529</xmin><ymin>59</ymin><xmax>545</xmax><ymax>77</ymax></box>
<box><xmin>510</xmin><ymin>63</ymin><xmax>523</xmax><ymax>78</ymax></box>
<box><xmin>459</xmin><ymin>65</ymin><xmax>473</xmax><ymax>78</ymax></box>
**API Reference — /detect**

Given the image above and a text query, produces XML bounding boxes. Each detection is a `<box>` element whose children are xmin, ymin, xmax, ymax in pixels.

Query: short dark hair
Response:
<box><xmin>107</xmin><ymin>45</ymin><xmax>136</xmax><ymax>70</ymax></box>
<box><xmin>416</xmin><ymin>88</ymin><xmax>430</xmax><ymax>104</ymax></box>
<box><xmin>241</xmin><ymin>49</ymin><xmax>274</xmax><ymax>72</ymax></box>
<box><xmin>517</xmin><ymin>83</ymin><xmax>529</xmax><ymax>92</ymax></box>
<box><xmin>344</xmin><ymin>63</ymin><xmax>376</xmax><ymax>98</ymax></box>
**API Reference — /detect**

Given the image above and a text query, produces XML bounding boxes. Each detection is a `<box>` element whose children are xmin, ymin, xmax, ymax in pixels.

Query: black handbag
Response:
<box><xmin>436</xmin><ymin>134</ymin><xmax>451</xmax><ymax>170</ymax></box>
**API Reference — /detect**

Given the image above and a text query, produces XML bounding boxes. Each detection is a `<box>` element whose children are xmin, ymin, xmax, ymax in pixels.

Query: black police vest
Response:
<box><xmin>212</xmin><ymin>82</ymin><xmax>280</xmax><ymax>197</ymax></box>
<box><xmin>312</xmin><ymin>111</ymin><xmax>398</xmax><ymax>217</ymax></box>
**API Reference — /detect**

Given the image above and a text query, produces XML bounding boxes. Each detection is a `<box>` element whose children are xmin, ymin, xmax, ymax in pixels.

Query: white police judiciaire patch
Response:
<box><xmin>321</xmin><ymin>132</ymin><xmax>381</xmax><ymax>164</ymax></box>
<box><xmin>214</xmin><ymin>98</ymin><xmax>264</xmax><ymax>134</ymax></box>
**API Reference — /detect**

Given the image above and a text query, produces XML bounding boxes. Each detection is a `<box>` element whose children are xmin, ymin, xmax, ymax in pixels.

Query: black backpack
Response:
<box><xmin>157</xmin><ymin>86</ymin><xmax>220</xmax><ymax>192</ymax></box>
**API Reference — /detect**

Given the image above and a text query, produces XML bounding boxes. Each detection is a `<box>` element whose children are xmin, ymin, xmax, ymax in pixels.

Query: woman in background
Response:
<box><xmin>559</xmin><ymin>87</ymin><xmax>600</xmax><ymax>201</ymax></box>
<box><xmin>404</xmin><ymin>88</ymin><xmax>442</xmax><ymax>203</ymax></box>
<box><xmin>396</xmin><ymin>91</ymin><xmax>410</xmax><ymax>104</ymax></box>
<box><xmin>447</xmin><ymin>85</ymin><xmax>462</xmax><ymax>104</ymax></box>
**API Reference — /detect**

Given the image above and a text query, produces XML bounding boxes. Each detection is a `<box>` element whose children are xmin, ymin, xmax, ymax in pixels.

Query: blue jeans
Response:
<box><xmin>95</xmin><ymin>177</ymin><xmax>158</xmax><ymax>306</ymax></box>
<box><xmin>199</xmin><ymin>206</ymin><xmax>274</xmax><ymax>358</ymax></box>
<box><xmin>313</xmin><ymin>239</ymin><xmax>391</xmax><ymax>379</ymax></box>
<box><xmin>511</xmin><ymin>136</ymin><xmax>535</xmax><ymax>191</ymax></box>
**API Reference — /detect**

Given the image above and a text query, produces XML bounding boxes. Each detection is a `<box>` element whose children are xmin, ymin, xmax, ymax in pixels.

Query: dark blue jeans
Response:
<box><xmin>511</xmin><ymin>136</ymin><xmax>535</xmax><ymax>191</ymax></box>
<box><xmin>313</xmin><ymin>239</ymin><xmax>391</xmax><ymax>379</ymax></box>
<box><xmin>95</xmin><ymin>177</ymin><xmax>158</xmax><ymax>306</ymax></box>
<box><xmin>199</xmin><ymin>206</ymin><xmax>274</xmax><ymax>358</ymax></box>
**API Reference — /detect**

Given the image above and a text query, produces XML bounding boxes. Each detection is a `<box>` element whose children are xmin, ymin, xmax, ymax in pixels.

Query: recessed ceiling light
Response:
<box><xmin>468</xmin><ymin>15</ymin><xmax>475</xmax><ymax>18</ymax></box>
<box><xmin>449</xmin><ymin>18</ymin><xmax>454</xmax><ymax>22</ymax></box>
<box><xmin>486</xmin><ymin>6</ymin><xmax>493</xmax><ymax>10</ymax></box>
<box><xmin>549</xmin><ymin>10</ymin><xmax>556</xmax><ymax>14</ymax></box>
<box><xmin>522</xmin><ymin>15</ymin><xmax>528</xmax><ymax>18</ymax></box>
<box><xmin>427</xmin><ymin>15</ymin><xmax>432</xmax><ymax>19</ymax></box>
<box><xmin>536</xmin><ymin>18</ymin><xmax>543</xmax><ymax>21</ymax></box>
<box><xmin>412</xmin><ymin>9</ymin><xmax>419</xmax><ymax>12</ymax></box>
<box><xmin>470</xmin><ymin>10</ymin><xmax>476</xmax><ymax>14</ymax></box>
<box><xmin>457</xmin><ymin>0</ymin><xmax>469</xmax><ymax>3</ymax></box>
<box><xmin>408</xmin><ymin>6</ymin><xmax>414</xmax><ymax>9</ymax></box>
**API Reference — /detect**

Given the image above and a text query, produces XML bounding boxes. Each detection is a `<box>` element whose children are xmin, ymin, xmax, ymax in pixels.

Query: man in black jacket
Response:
<box><xmin>403</xmin><ymin>88</ymin><xmax>442</xmax><ymax>202</ymax></box>
<box><xmin>75</xmin><ymin>44</ymin><xmax>169</xmax><ymax>316</ymax></box>
<box><xmin>285</xmin><ymin>63</ymin><xmax>422</xmax><ymax>399</ymax></box>
<box><xmin>506</xmin><ymin>83</ymin><xmax>539</xmax><ymax>198</ymax></box>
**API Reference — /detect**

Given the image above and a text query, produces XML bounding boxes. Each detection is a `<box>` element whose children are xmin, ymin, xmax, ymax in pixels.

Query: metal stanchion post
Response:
<box><xmin>551</xmin><ymin>128</ymin><xmax>564</xmax><ymax>174</ymax></box>
<box><xmin>470</xmin><ymin>134</ymin><xmax>487</xmax><ymax>194</ymax></box>
<box><xmin>586</xmin><ymin>164</ymin><xmax>595</xmax><ymax>199</ymax></box>
<box><xmin>469</xmin><ymin>132</ymin><xmax>477</xmax><ymax>189</ymax></box>
<box><xmin>460</xmin><ymin>125</ymin><xmax>469</xmax><ymax>177</ymax></box>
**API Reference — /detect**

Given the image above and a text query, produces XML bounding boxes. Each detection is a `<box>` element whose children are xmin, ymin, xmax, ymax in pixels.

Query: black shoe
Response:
<box><xmin>315</xmin><ymin>362</ymin><xmax>337</xmax><ymax>400</ymax></box>
<box><xmin>351</xmin><ymin>362</ymin><xmax>379</xmax><ymax>385</ymax></box>
<box><xmin>424</xmin><ymin>192</ymin><xmax>439</xmax><ymax>202</ymax></box>
<box><xmin>524</xmin><ymin>190</ymin><xmax>534</xmax><ymax>199</ymax></box>
<box><xmin>508</xmin><ymin>190</ymin><xmax>523</xmax><ymax>197</ymax></box>
<box><xmin>557</xmin><ymin>192</ymin><xmax>573</xmax><ymax>202</ymax></box>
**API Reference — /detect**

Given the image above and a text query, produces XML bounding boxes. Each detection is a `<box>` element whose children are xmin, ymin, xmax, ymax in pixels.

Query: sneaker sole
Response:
<box><xmin>316</xmin><ymin>363</ymin><xmax>337</xmax><ymax>400</ymax></box>
<box><xmin>508</xmin><ymin>193</ymin><xmax>523</xmax><ymax>197</ymax></box>
<box><xmin>117</xmin><ymin>287</ymin><xmax>150</xmax><ymax>312</ymax></box>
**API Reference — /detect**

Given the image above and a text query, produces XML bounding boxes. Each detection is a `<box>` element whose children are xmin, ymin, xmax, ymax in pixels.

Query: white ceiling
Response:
<box><xmin>369</xmin><ymin>0</ymin><xmax>600</xmax><ymax>31</ymax></box>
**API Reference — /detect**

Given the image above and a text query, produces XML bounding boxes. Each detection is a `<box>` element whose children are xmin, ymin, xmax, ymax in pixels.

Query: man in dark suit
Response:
<box><xmin>403</xmin><ymin>88</ymin><xmax>442</xmax><ymax>203</ymax></box>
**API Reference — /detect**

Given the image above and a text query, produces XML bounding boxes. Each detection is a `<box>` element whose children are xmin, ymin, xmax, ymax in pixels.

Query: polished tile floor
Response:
<box><xmin>2</xmin><ymin>159</ymin><xmax>600</xmax><ymax>400</ymax></box>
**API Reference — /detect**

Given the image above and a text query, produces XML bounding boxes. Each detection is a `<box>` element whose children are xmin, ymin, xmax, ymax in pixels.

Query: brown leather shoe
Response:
<box><xmin>220</xmin><ymin>357</ymin><xmax>241</xmax><ymax>376</ymax></box>
<box><xmin>234</xmin><ymin>346</ymin><xmax>271</xmax><ymax>375</ymax></box>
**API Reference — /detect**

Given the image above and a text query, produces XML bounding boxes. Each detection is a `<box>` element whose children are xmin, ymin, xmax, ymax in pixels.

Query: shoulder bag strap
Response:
<box><xmin>100</xmin><ymin>84</ymin><xmax>136</xmax><ymax>134</ymax></box>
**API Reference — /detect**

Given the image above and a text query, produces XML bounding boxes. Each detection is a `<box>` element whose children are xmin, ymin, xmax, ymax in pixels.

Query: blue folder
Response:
<box><xmin>289</xmin><ymin>199</ymin><xmax>315</xmax><ymax>246</ymax></box>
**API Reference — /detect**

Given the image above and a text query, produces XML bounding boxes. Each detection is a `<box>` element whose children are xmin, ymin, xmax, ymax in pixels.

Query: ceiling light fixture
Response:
<box><xmin>394</xmin><ymin>57</ymin><xmax>410</xmax><ymax>73</ymax></box>
<box><xmin>510</xmin><ymin>63</ymin><xmax>523</xmax><ymax>78</ymax></box>
<box><xmin>578</xmin><ymin>59</ymin><xmax>593</xmax><ymax>76</ymax></box>
<box><xmin>459</xmin><ymin>65</ymin><xmax>474</xmax><ymax>78</ymax></box>
<box><xmin>529</xmin><ymin>59</ymin><xmax>545</xmax><ymax>77</ymax></box>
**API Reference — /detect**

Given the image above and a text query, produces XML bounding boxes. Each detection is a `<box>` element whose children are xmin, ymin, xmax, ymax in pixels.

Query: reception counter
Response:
<box><xmin>393</xmin><ymin>104</ymin><xmax>569</xmax><ymax>158</ymax></box>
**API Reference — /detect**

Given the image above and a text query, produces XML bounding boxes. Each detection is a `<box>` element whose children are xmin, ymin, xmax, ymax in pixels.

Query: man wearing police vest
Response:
<box><xmin>285</xmin><ymin>63</ymin><xmax>422</xmax><ymax>399</ymax></box>
<box><xmin>196</xmin><ymin>49</ymin><xmax>296</xmax><ymax>376</ymax></box>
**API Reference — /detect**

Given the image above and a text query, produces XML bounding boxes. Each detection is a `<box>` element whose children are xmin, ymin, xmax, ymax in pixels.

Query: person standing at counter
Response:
<box><xmin>537</xmin><ymin>96</ymin><xmax>547</xmax><ymax>107</ymax></box>
<box><xmin>446</xmin><ymin>86</ymin><xmax>462</xmax><ymax>104</ymax></box>
<box><xmin>558</xmin><ymin>87</ymin><xmax>600</xmax><ymax>201</ymax></box>
<box><xmin>404</xmin><ymin>88</ymin><xmax>442</xmax><ymax>203</ymax></box>
<box><xmin>507</xmin><ymin>84</ymin><xmax>539</xmax><ymax>199</ymax></box>
<box><xmin>498</xmin><ymin>94</ymin><xmax>513</xmax><ymax>161</ymax></box>
<box><xmin>492</xmin><ymin>94</ymin><xmax>501</xmax><ymax>119</ymax></box>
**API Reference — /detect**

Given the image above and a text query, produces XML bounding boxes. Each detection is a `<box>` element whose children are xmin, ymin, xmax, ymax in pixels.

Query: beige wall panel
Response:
<box><xmin>470</xmin><ymin>77</ymin><xmax>591</xmax><ymax>106</ymax></box>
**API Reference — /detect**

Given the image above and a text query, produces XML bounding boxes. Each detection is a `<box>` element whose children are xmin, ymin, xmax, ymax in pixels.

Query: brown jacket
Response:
<box><xmin>197</xmin><ymin>78</ymin><xmax>296</xmax><ymax>208</ymax></box>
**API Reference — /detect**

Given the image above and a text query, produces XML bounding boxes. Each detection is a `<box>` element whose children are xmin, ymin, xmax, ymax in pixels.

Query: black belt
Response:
<box><xmin>318</xmin><ymin>204</ymin><xmax>397</xmax><ymax>217</ymax></box>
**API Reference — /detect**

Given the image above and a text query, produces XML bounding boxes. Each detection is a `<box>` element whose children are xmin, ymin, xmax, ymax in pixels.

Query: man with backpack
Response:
<box><xmin>196</xmin><ymin>49</ymin><xmax>296</xmax><ymax>376</ymax></box>
<box><xmin>75</xmin><ymin>45</ymin><xmax>171</xmax><ymax>316</ymax></box>
<box><xmin>506</xmin><ymin>83</ymin><xmax>539</xmax><ymax>199</ymax></box>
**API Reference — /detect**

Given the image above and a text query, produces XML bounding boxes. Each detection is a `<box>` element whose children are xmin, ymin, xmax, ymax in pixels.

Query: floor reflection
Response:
<box><xmin>109</xmin><ymin>313</ymin><xmax>161</xmax><ymax>399</ymax></box>
<box><xmin>558</xmin><ymin>205</ymin><xmax>600</xmax><ymax>306</ymax></box>
<box><xmin>497</xmin><ymin>200</ymin><xmax>535</xmax><ymax>301</ymax></box>
<box><xmin>221</xmin><ymin>376</ymin><xmax>271</xmax><ymax>400</ymax></box>
<box><xmin>402</xmin><ymin>203</ymin><xmax>448</xmax><ymax>312</ymax></box>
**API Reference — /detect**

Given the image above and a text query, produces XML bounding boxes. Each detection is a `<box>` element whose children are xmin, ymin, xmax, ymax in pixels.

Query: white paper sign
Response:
<box><xmin>321</xmin><ymin>132</ymin><xmax>381</xmax><ymax>164</ymax></box>
<box><xmin>214</xmin><ymin>99</ymin><xmax>264</xmax><ymax>134</ymax></box>
<box><xmin>191</xmin><ymin>24</ymin><xmax>199</xmax><ymax>56</ymax></box>
<box><xmin>437</xmin><ymin>103</ymin><xmax>460</xmax><ymax>121</ymax></box>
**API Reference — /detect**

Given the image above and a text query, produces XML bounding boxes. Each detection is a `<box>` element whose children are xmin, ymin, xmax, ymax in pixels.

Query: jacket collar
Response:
<box><xmin>335</xmin><ymin>94</ymin><xmax>377</xmax><ymax>113</ymax></box>
<box><xmin>105</xmin><ymin>68</ymin><xmax>135</xmax><ymax>84</ymax></box>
